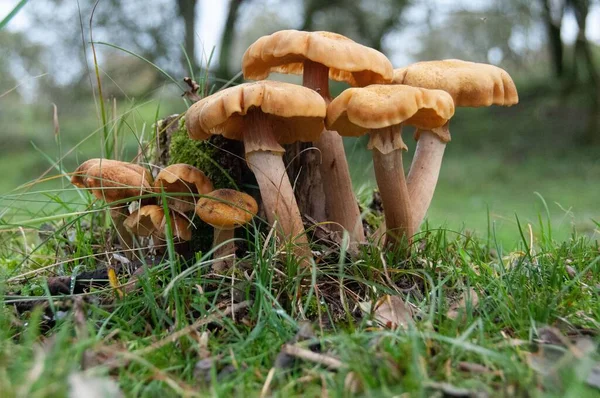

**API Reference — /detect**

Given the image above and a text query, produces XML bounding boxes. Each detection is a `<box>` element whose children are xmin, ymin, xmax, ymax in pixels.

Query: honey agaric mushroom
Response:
<box><xmin>71</xmin><ymin>158</ymin><xmax>152</xmax><ymax>188</ymax></box>
<box><xmin>185</xmin><ymin>80</ymin><xmax>326</xmax><ymax>265</ymax></box>
<box><xmin>124</xmin><ymin>204</ymin><xmax>192</xmax><ymax>242</ymax></box>
<box><xmin>242</xmin><ymin>30</ymin><xmax>393</xmax><ymax>243</ymax></box>
<box><xmin>393</xmin><ymin>59</ymin><xmax>518</xmax><ymax>231</ymax></box>
<box><xmin>326</xmin><ymin>85</ymin><xmax>454</xmax><ymax>249</ymax></box>
<box><xmin>154</xmin><ymin>164</ymin><xmax>214</xmax><ymax>213</ymax></box>
<box><xmin>71</xmin><ymin>159</ymin><xmax>153</xmax><ymax>259</ymax></box>
<box><xmin>195</xmin><ymin>189</ymin><xmax>258</xmax><ymax>272</ymax></box>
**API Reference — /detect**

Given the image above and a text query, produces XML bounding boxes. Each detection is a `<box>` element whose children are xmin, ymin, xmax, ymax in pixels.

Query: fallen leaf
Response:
<box><xmin>373</xmin><ymin>295</ymin><xmax>414</xmax><ymax>330</ymax></box>
<box><xmin>527</xmin><ymin>327</ymin><xmax>600</xmax><ymax>392</ymax></box>
<box><xmin>68</xmin><ymin>372</ymin><xmax>123</xmax><ymax>398</ymax></box>
<box><xmin>447</xmin><ymin>288</ymin><xmax>480</xmax><ymax>321</ymax></box>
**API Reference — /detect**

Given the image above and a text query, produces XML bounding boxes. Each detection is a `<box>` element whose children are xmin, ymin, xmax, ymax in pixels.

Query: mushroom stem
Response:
<box><xmin>369</xmin><ymin>126</ymin><xmax>413</xmax><ymax>250</ymax></box>
<box><xmin>243</xmin><ymin>110</ymin><xmax>313</xmax><ymax>265</ymax></box>
<box><xmin>110</xmin><ymin>205</ymin><xmax>135</xmax><ymax>259</ymax></box>
<box><xmin>406</xmin><ymin>124</ymin><xmax>450</xmax><ymax>232</ymax></box>
<box><xmin>303</xmin><ymin>59</ymin><xmax>365</xmax><ymax>244</ymax></box>
<box><xmin>303</xmin><ymin>60</ymin><xmax>331</xmax><ymax>99</ymax></box>
<box><xmin>211</xmin><ymin>228</ymin><xmax>235</xmax><ymax>272</ymax></box>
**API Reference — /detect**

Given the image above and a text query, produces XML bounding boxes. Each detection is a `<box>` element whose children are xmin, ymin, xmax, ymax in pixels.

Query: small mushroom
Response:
<box><xmin>185</xmin><ymin>80</ymin><xmax>327</xmax><ymax>266</ymax></box>
<box><xmin>154</xmin><ymin>164</ymin><xmax>214</xmax><ymax>213</ymax></box>
<box><xmin>393</xmin><ymin>59</ymin><xmax>518</xmax><ymax>231</ymax></box>
<box><xmin>124</xmin><ymin>204</ymin><xmax>192</xmax><ymax>243</ymax></box>
<box><xmin>71</xmin><ymin>158</ymin><xmax>153</xmax><ymax>188</ymax></box>
<box><xmin>242</xmin><ymin>30</ymin><xmax>394</xmax><ymax>243</ymax></box>
<box><xmin>326</xmin><ymin>85</ymin><xmax>454</xmax><ymax>250</ymax></box>
<box><xmin>195</xmin><ymin>189</ymin><xmax>258</xmax><ymax>272</ymax></box>
<box><xmin>71</xmin><ymin>159</ymin><xmax>153</xmax><ymax>259</ymax></box>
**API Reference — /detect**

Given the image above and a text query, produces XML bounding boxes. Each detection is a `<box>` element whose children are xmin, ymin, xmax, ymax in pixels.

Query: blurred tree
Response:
<box><xmin>217</xmin><ymin>0</ymin><xmax>247</xmax><ymax>80</ymax></box>
<box><xmin>220</xmin><ymin>0</ymin><xmax>410</xmax><ymax>81</ymax></box>
<box><xmin>177</xmin><ymin>0</ymin><xmax>199</xmax><ymax>71</ymax></box>
<box><xmin>566</xmin><ymin>0</ymin><xmax>600</xmax><ymax>143</ymax></box>
<box><xmin>26</xmin><ymin>0</ymin><xmax>187</xmax><ymax>94</ymax></box>
<box><xmin>0</xmin><ymin>30</ymin><xmax>45</xmax><ymax>99</ymax></box>
<box><xmin>415</xmin><ymin>1</ymin><xmax>542</xmax><ymax>71</ymax></box>
<box><xmin>540</xmin><ymin>0</ymin><xmax>566</xmax><ymax>78</ymax></box>
<box><xmin>301</xmin><ymin>0</ymin><xmax>409</xmax><ymax>51</ymax></box>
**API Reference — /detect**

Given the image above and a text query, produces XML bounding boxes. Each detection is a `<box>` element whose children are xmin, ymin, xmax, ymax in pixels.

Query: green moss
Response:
<box><xmin>303</xmin><ymin>295</ymin><xmax>328</xmax><ymax>319</ymax></box>
<box><xmin>364</xmin><ymin>211</ymin><xmax>383</xmax><ymax>229</ymax></box>
<box><xmin>169</xmin><ymin>118</ymin><xmax>237</xmax><ymax>190</ymax></box>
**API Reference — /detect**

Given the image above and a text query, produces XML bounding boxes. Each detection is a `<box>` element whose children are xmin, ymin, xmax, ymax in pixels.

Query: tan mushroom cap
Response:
<box><xmin>242</xmin><ymin>30</ymin><xmax>393</xmax><ymax>87</ymax></box>
<box><xmin>326</xmin><ymin>84</ymin><xmax>455</xmax><ymax>137</ymax></box>
<box><xmin>71</xmin><ymin>158</ymin><xmax>152</xmax><ymax>188</ymax></box>
<box><xmin>393</xmin><ymin>59</ymin><xmax>519</xmax><ymax>108</ymax></box>
<box><xmin>185</xmin><ymin>81</ymin><xmax>327</xmax><ymax>145</ymax></box>
<box><xmin>154</xmin><ymin>164</ymin><xmax>214</xmax><ymax>213</ymax></box>
<box><xmin>195</xmin><ymin>189</ymin><xmax>258</xmax><ymax>230</ymax></box>
<box><xmin>124</xmin><ymin>205</ymin><xmax>192</xmax><ymax>241</ymax></box>
<box><xmin>124</xmin><ymin>205</ymin><xmax>164</xmax><ymax>237</ymax></box>
<box><xmin>76</xmin><ymin>162</ymin><xmax>152</xmax><ymax>203</ymax></box>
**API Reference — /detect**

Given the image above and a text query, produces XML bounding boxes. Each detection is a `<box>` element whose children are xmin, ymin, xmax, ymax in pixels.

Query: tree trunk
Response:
<box><xmin>569</xmin><ymin>0</ymin><xmax>600</xmax><ymax>144</ymax></box>
<box><xmin>541</xmin><ymin>0</ymin><xmax>565</xmax><ymax>79</ymax></box>
<box><xmin>177</xmin><ymin>0</ymin><xmax>198</xmax><ymax>72</ymax></box>
<box><xmin>217</xmin><ymin>0</ymin><xmax>244</xmax><ymax>81</ymax></box>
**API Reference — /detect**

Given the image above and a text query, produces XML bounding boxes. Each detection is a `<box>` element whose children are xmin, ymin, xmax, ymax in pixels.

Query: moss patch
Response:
<box><xmin>169</xmin><ymin>118</ymin><xmax>244</xmax><ymax>190</ymax></box>
<box><xmin>168</xmin><ymin>118</ymin><xmax>260</xmax><ymax>253</ymax></box>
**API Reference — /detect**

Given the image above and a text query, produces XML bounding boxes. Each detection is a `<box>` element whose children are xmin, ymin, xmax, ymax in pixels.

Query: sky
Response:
<box><xmin>1</xmin><ymin>0</ymin><xmax>600</xmax><ymax>73</ymax></box>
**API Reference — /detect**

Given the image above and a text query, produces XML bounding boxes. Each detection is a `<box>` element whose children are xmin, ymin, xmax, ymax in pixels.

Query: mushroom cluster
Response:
<box><xmin>185</xmin><ymin>30</ymin><xmax>518</xmax><ymax>255</ymax></box>
<box><xmin>75</xmin><ymin>31</ymin><xmax>519</xmax><ymax>276</ymax></box>
<box><xmin>72</xmin><ymin>159</ymin><xmax>257</xmax><ymax>273</ymax></box>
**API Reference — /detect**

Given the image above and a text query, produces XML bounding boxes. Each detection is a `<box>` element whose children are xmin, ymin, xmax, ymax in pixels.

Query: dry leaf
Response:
<box><xmin>527</xmin><ymin>327</ymin><xmax>600</xmax><ymax>391</ymax></box>
<box><xmin>68</xmin><ymin>373</ymin><xmax>123</xmax><ymax>398</ymax></box>
<box><xmin>372</xmin><ymin>295</ymin><xmax>414</xmax><ymax>330</ymax></box>
<box><xmin>447</xmin><ymin>288</ymin><xmax>480</xmax><ymax>320</ymax></box>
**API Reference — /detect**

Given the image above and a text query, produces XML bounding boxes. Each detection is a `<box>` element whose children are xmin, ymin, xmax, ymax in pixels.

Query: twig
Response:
<box><xmin>183</xmin><ymin>77</ymin><xmax>202</xmax><ymax>102</ymax></box>
<box><xmin>281</xmin><ymin>344</ymin><xmax>344</xmax><ymax>370</ymax></box>
<box><xmin>260</xmin><ymin>367</ymin><xmax>276</xmax><ymax>398</ymax></box>
<box><xmin>134</xmin><ymin>300</ymin><xmax>252</xmax><ymax>356</ymax></box>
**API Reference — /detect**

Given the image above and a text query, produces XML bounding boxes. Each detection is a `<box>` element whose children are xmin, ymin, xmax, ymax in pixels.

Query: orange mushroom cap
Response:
<box><xmin>195</xmin><ymin>189</ymin><xmax>258</xmax><ymax>230</ymax></box>
<box><xmin>393</xmin><ymin>59</ymin><xmax>518</xmax><ymax>108</ymax></box>
<box><xmin>154</xmin><ymin>164</ymin><xmax>213</xmax><ymax>213</ymax></box>
<box><xmin>242</xmin><ymin>30</ymin><xmax>393</xmax><ymax>87</ymax></box>
<box><xmin>124</xmin><ymin>205</ymin><xmax>192</xmax><ymax>241</ymax></box>
<box><xmin>327</xmin><ymin>84</ymin><xmax>455</xmax><ymax>138</ymax></box>
<box><xmin>184</xmin><ymin>81</ymin><xmax>327</xmax><ymax>148</ymax></box>
<box><xmin>72</xmin><ymin>159</ymin><xmax>152</xmax><ymax>203</ymax></box>
<box><xmin>71</xmin><ymin>158</ymin><xmax>152</xmax><ymax>189</ymax></box>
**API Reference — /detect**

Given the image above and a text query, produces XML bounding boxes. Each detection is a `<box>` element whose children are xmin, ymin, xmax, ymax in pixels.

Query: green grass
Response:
<box><xmin>0</xmin><ymin>196</ymin><xmax>599</xmax><ymax>396</ymax></box>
